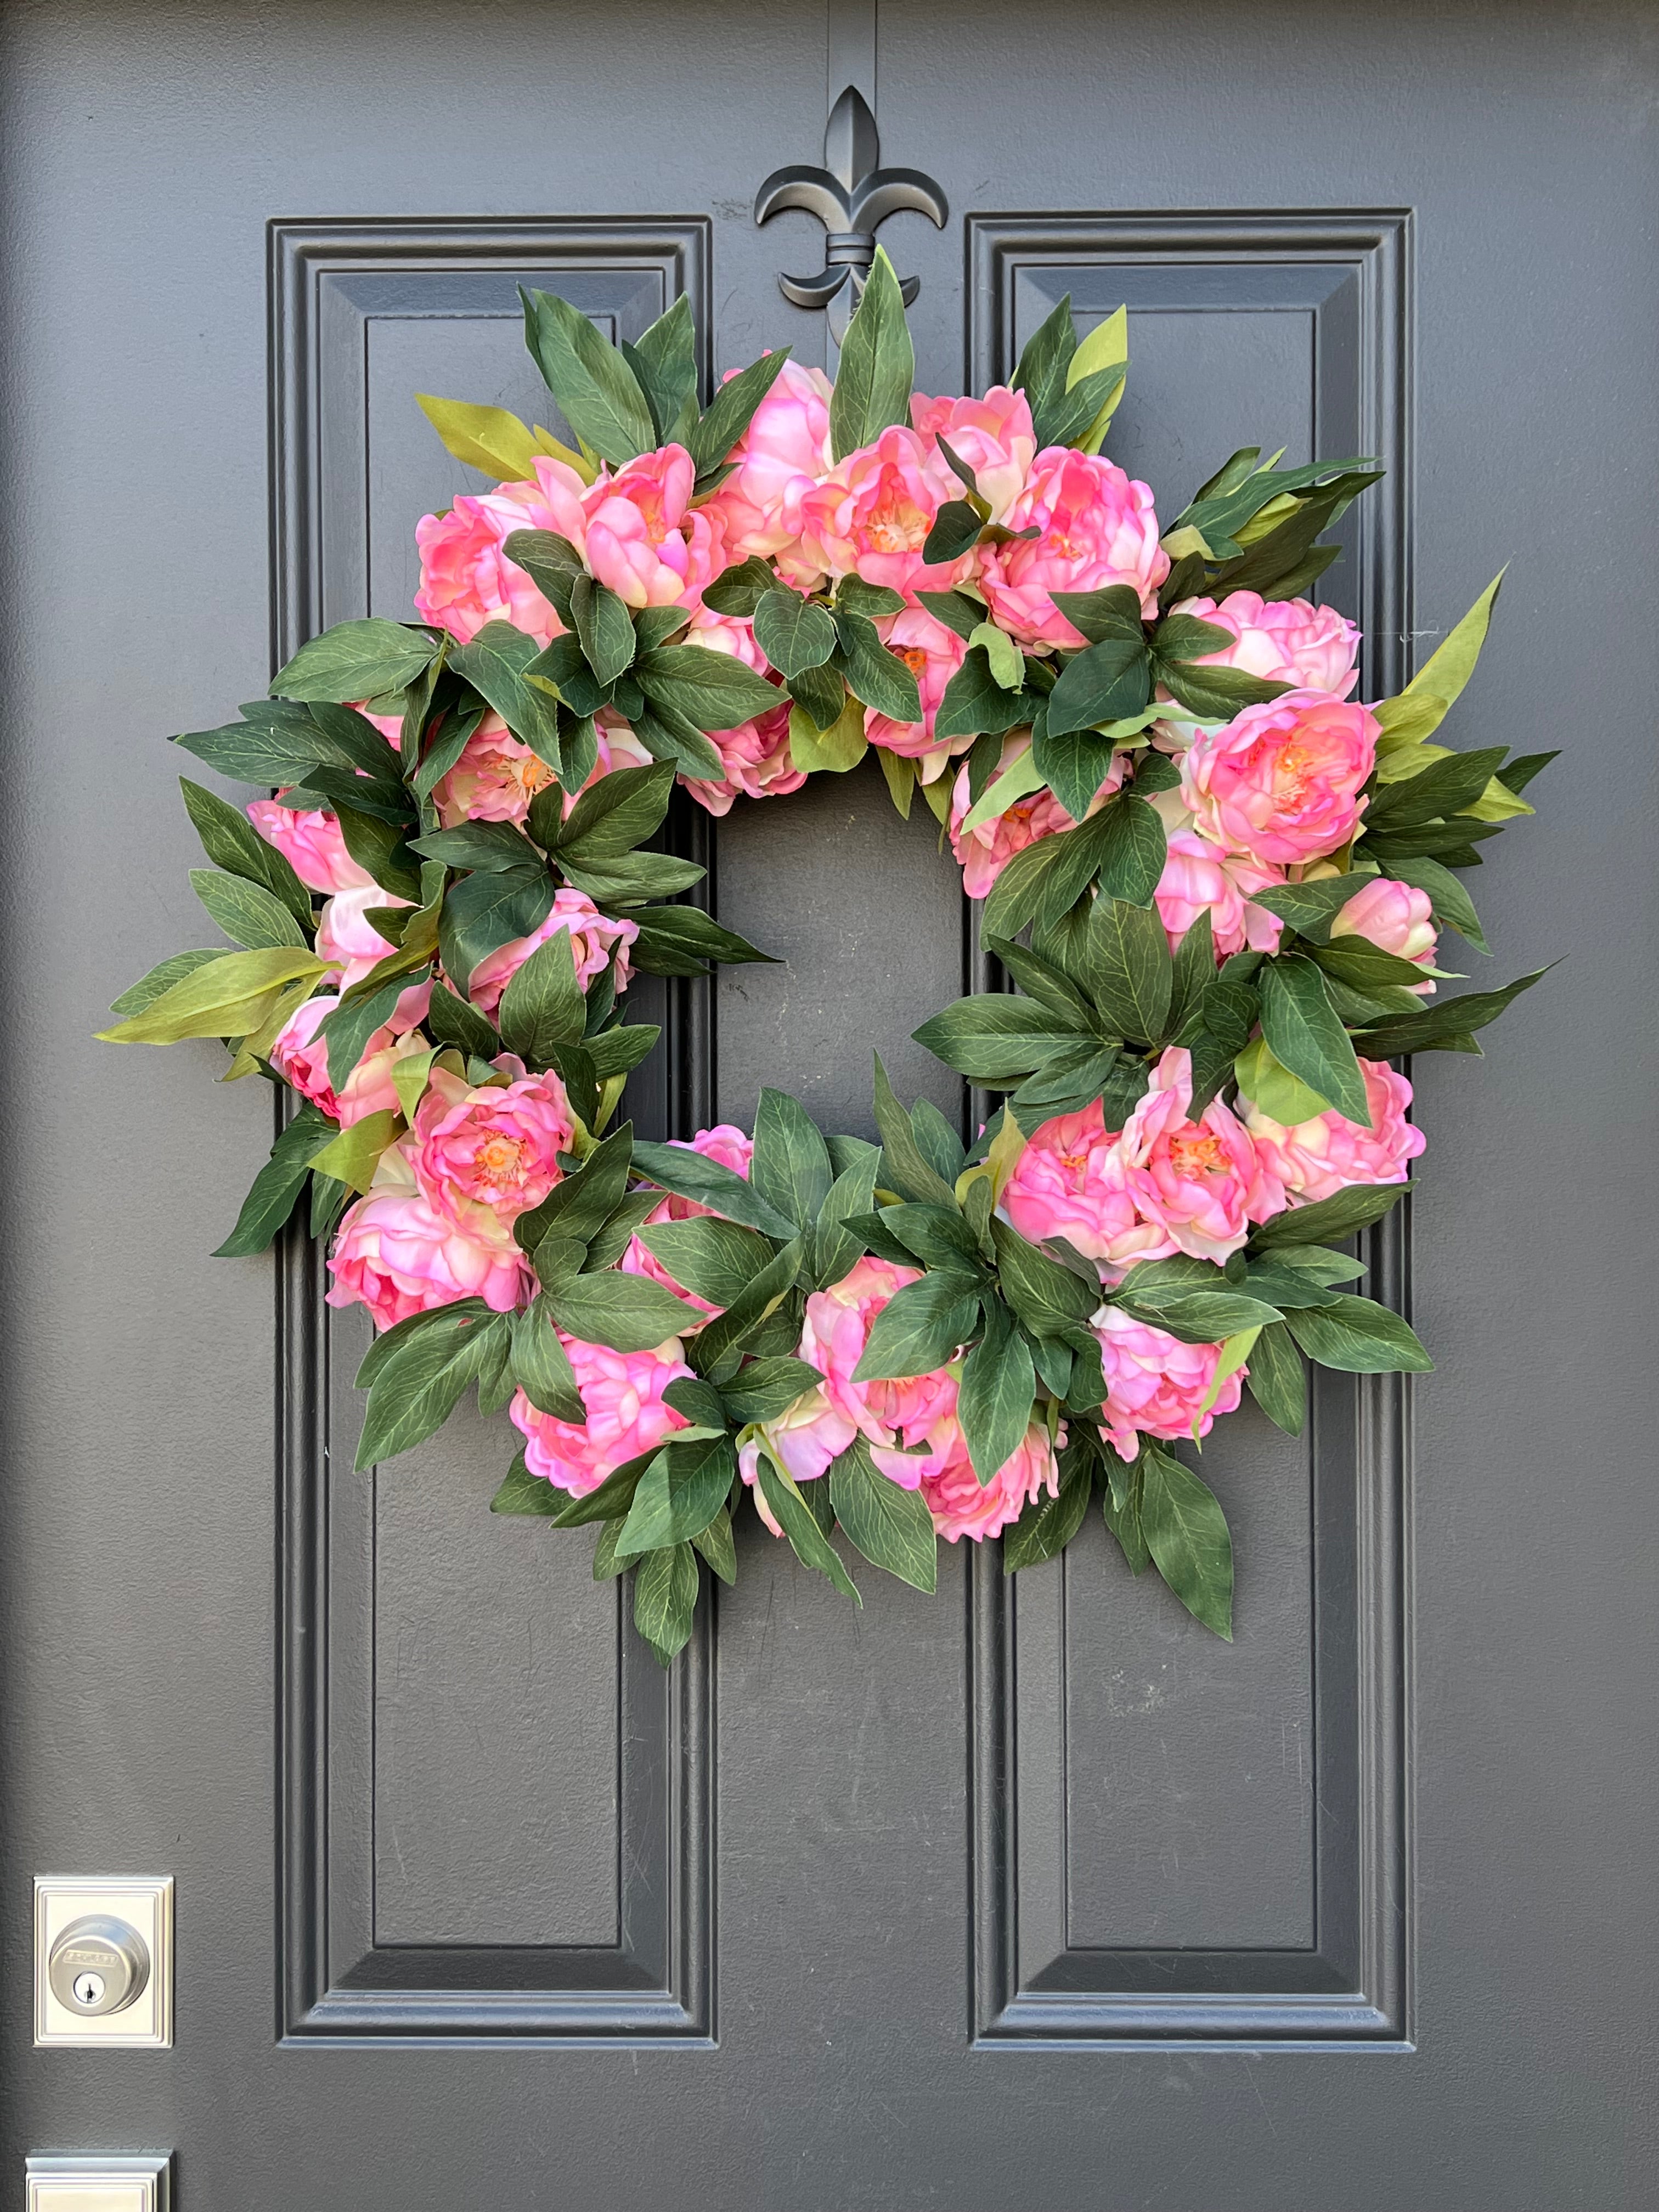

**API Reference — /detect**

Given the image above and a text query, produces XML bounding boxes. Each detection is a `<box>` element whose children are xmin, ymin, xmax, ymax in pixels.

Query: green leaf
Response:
<box><xmin>753</xmin><ymin>1453</ymin><xmax>861</xmax><ymax>1604</ymax></box>
<box><xmin>628</xmin><ymin>906</ymin><xmax>777</xmax><ymax>977</ymax></box>
<box><xmin>272</xmin><ymin>617</ymin><xmax>439</xmax><ymax>705</ymax></box>
<box><xmin>913</xmin><ymin>588</ymin><xmax>985</xmax><ymax>642</ymax></box>
<box><xmin>635</xmin><ymin>642</ymin><xmax>783</xmax><ymax>731</ymax></box>
<box><xmin>190</xmin><ymin>868</ymin><xmax>310</xmax><ymax>951</ymax></box>
<box><xmin>1365</xmin><ymin>745</ymin><xmax>1509</xmax><ymax>832</ymax></box>
<box><xmin>753</xmin><ymin>587</ymin><xmax>837</xmax><ymax>677</ymax></box>
<box><xmin>1067</xmin><ymin>304</ymin><xmax>1128</xmax><ymax>452</ymax></box>
<box><xmin>689</xmin><ymin>347</ymin><xmax>792</xmax><ymax>479</ymax></box>
<box><xmin>637</xmin><ymin>1217</ymin><xmax>777</xmax><ymax>1307</ymax></box>
<box><xmin>691</xmin><ymin>1506</ymin><xmax>738</xmax><ymax>1585</ymax></box>
<box><xmin>911</xmin><ymin>995</ymin><xmax>1084</xmax><ymax>1086</ymax></box>
<box><xmin>307</xmin><ymin>1108</ymin><xmax>399</xmax><ymax>1195</ymax></box>
<box><xmin>1374</xmin><ymin>570</ymin><xmax>1504</xmax><ymax>759</ymax></box>
<box><xmin>413</xmin><ymin>820</ymin><xmax>540</xmax><ymax>874</ymax></box>
<box><xmin>990</xmin><ymin>1217</ymin><xmax>1101</xmax><ymax>1336</ymax></box>
<box><xmin>701</xmin><ymin>556</ymin><xmax>777</xmax><ymax>620</ymax></box>
<box><xmin>957</xmin><ymin>1300</ymin><xmax>1037</xmax><ymax>1486</ymax></box>
<box><xmin>425</xmin><ymin>979</ymin><xmax>500</xmax><ymax>1060</ymax></box>
<box><xmin>1154</xmin><ymin>660</ymin><xmax>1289</xmax><ymax>721</ymax></box>
<box><xmin>1250</xmin><ymin>1180</ymin><xmax>1413</xmax><ymax>1250</ymax></box>
<box><xmin>1348</xmin><ymin>967</ymin><xmax>1548</xmax><ymax>1060</ymax></box>
<box><xmin>179</xmin><ymin>779</ymin><xmax>314</xmax><ymax>930</ymax></box>
<box><xmin>316</xmin><ymin>975</ymin><xmax>408</xmax><ymax>1090</ymax></box>
<box><xmin>449</xmin><ymin>623</ymin><xmax>563</xmax><ymax>765</ymax></box>
<box><xmin>617</xmin><ymin>1433</ymin><xmax>737</xmax><ymax>1559</ymax></box>
<box><xmin>511</xmin><ymin>1297</ymin><xmax>586</xmax><ymax>1421</ymax></box>
<box><xmin>827</xmin><ymin>245</ymin><xmax>913</xmax><ymax>463</ymax></box>
<box><xmin>415</xmin><ymin>392</ymin><xmax>541</xmax><ymax>480</ymax></box>
<box><xmin>1259</xmin><ymin>956</ymin><xmax>1370</xmax><ymax>1123</ymax></box>
<box><xmin>1010</xmin><ymin>294</ymin><xmax>1080</xmax><ymax>447</ymax></box>
<box><xmin>500</xmin><ymin>528</ymin><xmax>583</xmax><ymax>628</ymax></box>
<box><xmin>1082</xmin><ymin>895</ymin><xmax>1172</xmax><ymax>1042</ymax></box>
<box><xmin>1284</xmin><ymin>1295</ymin><xmax>1433</xmax><ymax>1373</ymax></box>
<box><xmin>97</xmin><ymin>946</ymin><xmax>327</xmax><ymax>1045</ymax></box>
<box><xmin>519</xmin><ymin>285</ymin><xmax>656</xmax><ymax>465</ymax></box>
<box><xmin>438</xmin><ymin>866</ymin><xmax>556</xmax><ymax>996</ymax></box>
<box><xmin>788</xmin><ymin>690</ymin><xmax>865</xmax><ymax>768</ymax></box>
<box><xmin>827</xmin><ymin>1435</ymin><xmax>938</xmax><ymax>1593</ymax></box>
<box><xmin>550</xmin><ymin>764</ymin><xmax>678</xmax><ymax>862</ymax></box>
<box><xmin>751</xmin><ymin>1087</ymin><xmax>834</xmax><ymax>1231</ymax></box>
<box><xmin>542</xmin><ymin>1267</ymin><xmax>703</xmax><ymax>1352</ymax></box>
<box><xmin>921</xmin><ymin>499</ymin><xmax>987</xmax><ymax>565</ymax></box>
<box><xmin>719</xmin><ymin>1356</ymin><xmax>823</xmax><ymax>1425</ymax></box>
<box><xmin>834</xmin><ymin>607</ymin><xmax>924</xmax><ymax>723</ymax></box>
<box><xmin>624</xmin><ymin>295</ymin><xmax>699</xmax><ymax>443</ymax></box>
<box><xmin>1043</xmin><ymin>634</ymin><xmax>1152</xmax><ymax>735</ymax></box>
<box><xmin>1114</xmin><ymin>1288</ymin><xmax>1283</xmax><ymax>1344</ymax></box>
<box><xmin>1243</xmin><ymin>1318</ymin><xmax>1306</xmax><ymax>1435</ymax></box>
<box><xmin>686</xmin><ymin>1237</ymin><xmax>804</xmax><ymax>1374</ymax></box>
<box><xmin>356</xmin><ymin>1307</ymin><xmax>510</xmax><ymax>1469</ymax></box>
<box><xmin>978</xmin><ymin>830</ymin><xmax>1067</xmax><ymax>939</ymax></box>
<box><xmin>808</xmin><ymin>1149</ymin><xmax>883</xmax><ymax>1291</ymax></box>
<box><xmin>490</xmin><ymin>1452</ymin><xmax>566</xmax><ymax>1516</ymax></box>
<box><xmin>1381</xmin><ymin>852</ymin><xmax>1489</xmax><ymax>955</ymax></box>
<box><xmin>629</xmin><ymin>1142</ymin><xmax>797</xmax><ymax>1240</ymax></box>
<box><xmin>497</xmin><ymin>926</ymin><xmax>586</xmax><ymax>1064</ymax></box>
<box><xmin>212</xmin><ymin>1102</ymin><xmax>338</xmax><ymax>1256</ymax></box>
<box><xmin>871</xmin><ymin>1057</ymin><xmax>961</xmax><ymax>1208</ymax></box>
<box><xmin>109</xmin><ymin>948</ymin><xmax>223</xmax><ymax>1018</ymax></box>
<box><xmin>852</xmin><ymin>1275</ymin><xmax>979</xmax><ymax>1383</ymax></box>
<box><xmin>1003</xmin><ymin>1444</ymin><xmax>1094</xmax><ymax>1571</ymax></box>
<box><xmin>334</xmin><ymin>805</ymin><xmax>422</xmax><ymax>902</ymax></box>
<box><xmin>632</xmin><ymin>1540</ymin><xmax>701</xmax><ymax>1666</ymax></box>
<box><xmin>1029</xmin><ymin>726</ymin><xmax>1119</xmax><ymax>823</ymax></box>
<box><xmin>569</xmin><ymin>574</ymin><xmax>637</xmax><ymax>687</ymax></box>
<box><xmin>1090</xmin><ymin>793</ymin><xmax>1166</xmax><ymax>908</ymax></box>
<box><xmin>1139</xmin><ymin>1446</ymin><xmax>1234</xmax><ymax>1639</ymax></box>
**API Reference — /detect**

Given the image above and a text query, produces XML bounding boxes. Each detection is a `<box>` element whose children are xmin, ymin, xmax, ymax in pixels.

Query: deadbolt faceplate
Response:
<box><xmin>47</xmin><ymin>1913</ymin><xmax>151</xmax><ymax>2017</ymax></box>
<box><xmin>34</xmin><ymin>1878</ymin><xmax>173</xmax><ymax>2047</ymax></box>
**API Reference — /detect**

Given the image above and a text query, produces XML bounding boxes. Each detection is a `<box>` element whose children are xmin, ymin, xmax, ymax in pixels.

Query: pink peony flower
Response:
<box><xmin>865</xmin><ymin>605</ymin><xmax>971</xmax><ymax>780</ymax></box>
<box><xmin>979</xmin><ymin>447</ymin><xmax>1169</xmax><ymax>644</ymax></box>
<box><xmin>699</xmin><ymin>356</ymin><xmax>834</xmax><ymax>563</ymax></box>
<box><xmin>433</xmin><ymin>712</ymin><xmax>556</xmax><ymax>828</ymax></box>
<box><xmin>797</xmin><ymin>424</ymin><xmax>972</xmax><ymax>598</ymax></box>
<box><xmin>246</xmin><ymin>800</ymin><xmax>374</xmax><ymax>894</ymax></box>
<box><xmin>1000</xmin><ymin>1100</ymin><xmax>1163</xmax><ymax>1272</ymax></box>
<box><xmin>1181</xmin><ymin>691</ymin><xmax>1379</xmax><ymax>867</ymax></box>
<box><xmin>949</xmin><ymin>731</ymin><xmax>1126</xmax><ymax>899</ymax></box>
<box><xmin>1330</xmin><ymin>876</ymin><xmax>1437</xmax><ymax>991</ymax></box>
<box><xmin>800</xmin><ymin>1257</ymin><xmax>961</xmax><ymax>1484</ymax></box>
<box><xmin>415</xmin><ymin>456</ymin><xmax>588</xmax><ymax>647</ymax></box>
<box><xmin>1092</xmin><ymin>1306</ymin><xmax>1244</xmax><ymax>1461</ymax></box>
<box><xmin>1114</xmin><ymin>1046</ymin><xmax>1286</xmax><ymax>1262</ymax></box>
<box><xmin>1239</xmin><ymin>1058</ymin><xmax>1425</xmax><ymax>1204</ymax></box>
<box><xmin>1172</xmin><ymin>591</ymin><xmax>1360</xmax><ymax>698</ymax></box>
<box><xmin>672</xmin><ymin>607</ymin><xmax>804</xmax><ymax>815</ymax></box>
<box><xmin>465</xmin><ymin>887</ymin><xmax>637</xmax><ymax>1017</ymax></box>
<box><xmin>315</xmin><ymin>885</ymin><xmax>412</xmax><ymax>991</ymax></box>
<box><xmin>410</xmin><ymin>1058</ymin><xmax>575</xmax><ymax>1229</ymax></box>
<box><xmin>910</xmin><ymin>385</ymin><xmax>1036</xmax><ymax>524</ymax></box>
<box><xmin>623</xmin><ymin>1124</ymin><xmax>757</xmax><ymax>1316</ymax></box>
<box><xmin>1153</xmin><ymin>828</ymin><xmax>1285</xmax><ymax>958</ymax></box>
<box><xmin>326</xmin><ymin>1181</ymin><xmax>529</xmax><ymax>1332</ymax></box>
<box><xmin>579</xmin><ymin>443</ymin><xmax>726</xmax><ymax>610</ymax></box>
<box><xmin>509</xmin><ymin>1331</ymin><xmax>692</xmax><ymax>1499</ymax></box>
<box><xmin>915</xmin><ymin>1415</ymin><xmax>1062</xmax><ymax>1542</ymax></box>
<box><xmin>270</xmin><ymin>986</ymin><xmax>430</xmax><ymax>1127</ymax></box>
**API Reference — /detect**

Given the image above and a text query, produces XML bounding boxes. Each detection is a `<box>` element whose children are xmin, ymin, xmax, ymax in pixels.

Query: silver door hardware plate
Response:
<box><xmin>26</xmin><ymin>2152</ymin><xmax>171</xmax><ymax>2212</ymax></box>
<box><xmin>33</xmin><ymin>1878</ymin><xmax>173</xmax><ymax>2048</ymax></box>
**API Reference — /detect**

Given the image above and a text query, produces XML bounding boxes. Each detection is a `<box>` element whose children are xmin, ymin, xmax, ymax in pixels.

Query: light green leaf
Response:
<box><xmin>307</xmin><ymin>1108</ymin><xmax>399</xmax><ymax>1194</ymax></box>
<box><xmin>968</xmin><ymin>621</ymin><xmax>1024</xmax><ymax>691</ymax></box>
<box><xmin>788</xmin><ymin>693</ymin><xmax>866</xmax><ymax>773</ymax></box>
<box><xmin>415</xmin><ymin>393</ymin><xmax>541</xmax><ymax>481</ymax></box>
<box><xmin>97</xmin><ymin>947</ymin><xmax>327</xmax><ymax>1044</ymax></box>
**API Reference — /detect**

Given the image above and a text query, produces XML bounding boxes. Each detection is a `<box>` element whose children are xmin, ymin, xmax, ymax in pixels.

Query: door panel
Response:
<box><xmin>5</xmin><ymin>1</ymin><xmax>1655</xmax><ymax>2205</ymax></box>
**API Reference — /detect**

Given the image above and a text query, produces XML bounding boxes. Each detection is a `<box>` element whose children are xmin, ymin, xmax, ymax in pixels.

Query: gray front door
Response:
<box><xmin>5</xmin><ymin>3</ymin><xmax>1653</xmax><ymax>2205</ymax></box>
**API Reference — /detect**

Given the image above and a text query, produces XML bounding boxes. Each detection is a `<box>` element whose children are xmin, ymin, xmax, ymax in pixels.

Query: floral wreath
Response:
<box><xmin>103</xmin><ymin>250</ymin><xmax>1551</xmax><ymax>1662</ymax></box>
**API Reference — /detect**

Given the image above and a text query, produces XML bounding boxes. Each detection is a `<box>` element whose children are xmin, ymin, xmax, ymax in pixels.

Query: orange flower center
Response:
<box><xmin>898</xmin><ymin>645</ymin><xmax>930</xmax><ymax>677</ymax></box>
<box><xmin>475</xmin><ymin>1131</ymin><xmax>530</xmax><ymax>1190</ymax></box>
<box><xmin>865</xmin><ymin>480</ymin><xmax>930</xmax><ymax>552</ymax></box>
<box><xmin>1168</xmin><ymin>1130</ymin><xmax>1226</xmax><ymax>1176</ymax></box>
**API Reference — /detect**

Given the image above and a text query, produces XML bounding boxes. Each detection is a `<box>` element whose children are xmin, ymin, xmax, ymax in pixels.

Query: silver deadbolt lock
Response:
<box><xmin>47</xmin><ymin>1914</ymin><xmax>150</xmax><ymax>2018</ymax></box>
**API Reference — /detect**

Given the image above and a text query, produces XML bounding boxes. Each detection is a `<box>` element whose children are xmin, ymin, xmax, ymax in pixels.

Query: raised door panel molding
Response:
<box><xmin>967</xmin><ymin>211</ymin><xmax>1412</xmax><ymax>2047</ymax></box>
<box><xmin>270</xmin><ymin>218</ymin><xmax>713</xmax><ymax>2042</ymax></box>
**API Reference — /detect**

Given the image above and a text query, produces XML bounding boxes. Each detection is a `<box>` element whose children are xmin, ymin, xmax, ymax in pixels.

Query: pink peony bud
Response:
<box><xmin>700</xmin><ymin>356</ymin><xmax>834</xmax><ymax>565</ymax></box>
<box><xmin>246</xmin><ymin>800</ymin><xmax>374</xmax><ymax>894</ymax></box>
<box><xmin>1330</xmin><ymin>876</ymin><xmax>1437</xmax><ymax>991</ymax></box>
